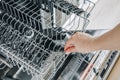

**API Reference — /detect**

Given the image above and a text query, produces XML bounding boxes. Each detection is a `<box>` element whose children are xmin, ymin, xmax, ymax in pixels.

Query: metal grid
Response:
<box><xmin>0</xmin><ymin>0</ymin><xmax>96</xmax><ymax>80</ymax></box>
<box><xmin>57</xmin><ymin>53</ymin><xmax>94</xmax><ymax>80</ymax></box>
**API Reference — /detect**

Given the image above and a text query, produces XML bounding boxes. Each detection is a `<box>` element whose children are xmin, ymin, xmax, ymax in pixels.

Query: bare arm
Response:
<box><xmin>64</xmin><ymin>24</ymin><xmax>120</xmax><ymax>54</ymax></box>
<box><xmin>94</xmin><ymin>23</ymin><xmax>120</xmax><ymax>50</ymax></box>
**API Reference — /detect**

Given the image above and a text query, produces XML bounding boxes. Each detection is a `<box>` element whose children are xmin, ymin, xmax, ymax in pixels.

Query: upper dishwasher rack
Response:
<box><xmin>0</xmin><ymin>0</ymin><xmax>95</xmax><ymax>80</ymax></box>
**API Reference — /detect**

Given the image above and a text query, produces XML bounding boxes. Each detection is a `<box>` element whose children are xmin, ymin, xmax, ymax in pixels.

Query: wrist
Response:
<box><xmin>89</xmin><ymin>37</ymin><xmax>101</xmax><ymax>52</ymax></box>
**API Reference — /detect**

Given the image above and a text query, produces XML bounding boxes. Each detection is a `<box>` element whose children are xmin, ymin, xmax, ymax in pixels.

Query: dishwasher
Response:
<box><xmin>0</xmin><ymin>0</ymin><xmax>119</xmax><ymax>80</ymax></box>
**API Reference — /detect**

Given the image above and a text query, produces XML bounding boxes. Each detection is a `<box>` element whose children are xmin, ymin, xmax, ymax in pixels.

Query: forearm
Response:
<box><xmin>93</xmin><ymin>23</ymin><xmax>120</xmax><ymax>51</ymax></box>
<box><xmin>64</xmin><ymin>23</ymin><xmax>120</xmax><ymax>53</ymax></box>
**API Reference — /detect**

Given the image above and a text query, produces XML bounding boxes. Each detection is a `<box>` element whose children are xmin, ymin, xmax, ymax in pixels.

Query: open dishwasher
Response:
<box><xmin>0</xmin><ymin>0</ymin><xmax>119</xmax><ymax>80</ymax></box>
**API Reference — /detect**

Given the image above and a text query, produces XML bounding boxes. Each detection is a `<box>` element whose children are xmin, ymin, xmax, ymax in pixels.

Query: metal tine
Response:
<box><xmin>2</xmin><ymin>27</ymin><xmax>12</xmax><ymax>42</ymax></box>
<box><xmin>11</xmin><ymin>57</ymin><xmax>17</xmax><ymax>66</ymax></box>
<box><xmin>36</xmin><ymin>36</ymin><xmax>48</xmax><ymax>49</ymax></box>
<box><xmin>13</xmin><ymin>38</ymin><xmax>23</xmax><ymax>52</ymax></box>
<box><xmin>6</xmin><ymin>16</ymin><xmax>14</xmax><ymax>26</ymax></box>
<box><xmin>8</xmin><ymin>57</ymin><xmax>16</xmax><ymax>66</ymax></box>
<box><xmin>51</xmin><ymin>27</ymin><xmax>65</xmax><ymax>40</ymax></box>
<box><xmin>14</xmin><ymin>4</ymin><xmax>29</xmax><ymax>23</ymax></box>
<box><xmin>18</xmin><ymin>23</ymin><xmax>28</xmax><ymax>34</ymax></box>
<box><xmin>6</xmin><ymin>30</ymin><xmax>13</xmax><ymax>44</ymax></box>
<box><xmin>5</xmin><ymin>0</ymin><xmax>15</xmax><ymax>4</ymax></box>
<box><xmin>87</xmin><ymin>1</ymin><xmax>95</xmax><ymax>14</ymax></box>
<box><xmin>2</xmin><ymin>1</ymin><xmax>43</xmax><ymax>30</ymax></box>
<box><xmin>23</xmin><ymin>38</ymin><xmax>51</xmax><ymax>58</ymax></box>
<box><xmin>22</xmin><ymin>66</ymin><xmax>26</xmax><ymax>72</ymax></box>
<box><xmin>0</xmin><ymin>27</ymin><xmax>10</xmax><ymax>44</ymax></box>
<box><xmin>5</xmin><ymin>0</ymin><xmax>24</xmax><ymax>8</ymax></box>
<box><xmin>1</xmin><ymin>13</ymin><xmax>9</xmax><ymax>23</ymax></box>
<box><xmin>34</xmin><ymin>11</ymin><xmax>47</xmax><ymax>21</ymax></box>
<box><xmin>0</xmin><ymin>36</ymin><xmax>6</xmax><ymax>45</ymax></box>
<box><xmin>31</xmin><ymin>72</ymin><xmax>35</xmax><ymax>78</ymax></box>
<box><xmin>52</xmin><ymin>42</ymin><xmax>61</xmax><ymax>52</ymax></box>
<box><xmin>31</xmin><ymin>32</ymin><xmax>65</xmax><ymax>53</ymax></box>
<box><xmin>8</xmin><ymin>16</ymin><xmax>17</xmax><ymax>29</ymax></box>
<box><xmin>23</xmin><ymin>42</ymin><xmax>35</xmax><ymax>59</ymax></box>
<box><xmin>0</xmin><ymin>62</ymin><xmax>3</xmax><ymax>66</ymax></box>
<box><xmin>13</xmin><ymin>21</ymin><xmax>23</xmax><ymax>34</ymax></box>
<box><xmin>26</xmin><ymin>69</ymin><xmax>31</xmax><ymax>75</ymax></box>
<box><xmin>31</xmin><ymin>47</ymin><xmax>40</xmax><ymax>62</ymax></box>
<box><xmin>27</xmin><ymin>47</ymin><xmax>44</xmax><ymax>61</ymax></box>
<box><xmin>35</xmin><ymin>33</ymin><xmax>42</xmax><ymax>44</ymax></box>
<box><xmin>9</xmin><ymin>34</ymin><xmax>21</xmax><ymax>50</ymax></box>
<box><xmin>21</xmin><ymin>3</ymin><xmax>36</xmax><ymax>16</ymax></box>
<box><xmin>11</xmin><ymin>30</ymin><xmax>20</xmax><ymax>43</ymax></box>
<box><xmin>31</xmin><ymin>19</ymin><xmax>40</xmax><ymax>32</ymax></box>
<box><xmin>12</xmin><ymin>0</ymin><xmax>30</xmax><ymax>14</ymax></box>
<box><xmin>30</xmin><ymin>7</ymin><xmax>41</xmax><ymax>18</ymax></box>
<box><xmin>28</xmin><ymin>47</ymin><xmax>38</xmax><ymax>61</ymax></box>
<box><xmin>16</xmin><ymin>6</ymin><xmax>40</xmax><ymax>30</ymax></box>
<box><xmin>69</xmin><ymin>15</ymin><xmax>79</xmax><ymax>30</ymax></box>
<box><xmin>26</xmin><ymin>4</ymin><xmax>38</xmax><ymax>15</ymax></box>
<box><xmin>35</xmin><ymin>53</ymin><xmax>46</xmax><ymax>66</ymax></box>
<box><xmin>19</xmin><ymin>41</ymin><xmax>30</xmax><ymax>56</ymax></box>
<box><xmin>0</xmin><ymin>24</ymin><xmax>8</xmax><ymax>36</ymax></box>
<box><xmin>2</xmin><ymin>13</ymin><xmax>22</xmax><ymax>34</ymax></box>
<box><xmin>11</xmin><ymin>32</ymin><xmax>21</xmax><ymax>50</ymax></box>
<box><xmin>7</xmin><ymin>3</ymin><xmax>17</xmax><ymax>18</ymax></box>
<box><xmin>0</xmin><ymin>23</ymin><xmax>7</xmax><ymax>29</ymax></box>
<box><xmin>2</xmin><ymin>0</ymin><xmax>13</xmax><ymax>8</ymax></box>
<box><xmin>12</xmin><ymin>0</ymin><xmax>29</xmax><ymax>9</ymax></box>
<box><xmin>3</xmin><ymin>0</ymin><xmax>12</xmax><ymax>4</ymax></box>
<box><xmin>13</xmin><ymin>0</ymin><xmax>35</xmax><ymax>16</ymax></box>
<box><xmin>26</xmin><ymin>65</ymin><xmax>31</xmax><ymax>75</ymax></box>
<box><xmin>14</xmin><ymin>20</ymin><xmax>23</xmax><ymax>31</ymax></box>
<box><xmin>2</xmin><ymin>2</ymin><xmax>12</xmax><ymax>14</ymax></box>
<box><xmin>15</xmin><ymin>59</ymin><xmax>21</xmax><ymax>68</ymax></box>
<box><xmin>8</xmin><ymin>1</ymin><xmax>18</xmax><ymax>8</ymax></box>
<box><xmin>33</xmin><ymin>52</ymin><xmax>42</xmax><ymax>65</ymax></box>
<box><xmin>42</xmin><ymin>37</ymin><xmax>51</xmax><ymax>49</ymax></box>
<box><xmin>0</xmin><ymin>21</ymin><xmax>3</xmax><ymax>26</ymax></box>
<box><xmin>18</xmin><ymin>42</ymin><xmax>30</xmax><ymax>58</ymax></box>
<box><xmin>17</xmin><ymin>3</ymin><xmax>36</xmax><ymax>16</ymax></box>
<box><xmin>47</xmin><ymin>40</ymin><xmax>55</xmax><ymax>51</ymax></box>
<box><xmin>62</xmin><ymin>17</ymin><xmax>87</xmax><ymax>30</ymax></box>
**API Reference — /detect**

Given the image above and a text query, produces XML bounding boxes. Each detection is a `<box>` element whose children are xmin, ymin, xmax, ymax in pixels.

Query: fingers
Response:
<box><xmin>64</xmin><ymin>37</ymin><xmax>77</xmax><ymax>54</ymax></box>
<box><xmin>64</xmin><ymin>36</ymin><xmax>74</xmax><ymax>52</ymax></box>
<box><xmin>65</xmin><ymin>46</ymin><xmax>75</xmax><ymax>52</ymax></box>
<box><xmin>65</xmin><ymin>46</ymin><xmax>77</xmax><ymax>54</ymax></box>
<box><xmin>64</xmin><ymin>32</ymin><xmax>80</xmax><ymax>54</ymax></box>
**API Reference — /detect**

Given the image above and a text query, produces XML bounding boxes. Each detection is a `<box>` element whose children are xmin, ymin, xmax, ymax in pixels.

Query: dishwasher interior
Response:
<box><xmin>0</xmin><ymin>0</ymin><xmax>119</xmax><ymax>80</ymax></box>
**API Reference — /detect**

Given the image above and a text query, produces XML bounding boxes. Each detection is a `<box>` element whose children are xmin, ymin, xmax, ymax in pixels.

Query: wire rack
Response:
<box><xmin>0</xmin><ymin>0</ymin><xmax>96</xmax><ymax>80</ymax></box>
<box><xmin>57</xmin><ymin>53</ymin><xmax>94</xmax><ymax>80</ymax></box>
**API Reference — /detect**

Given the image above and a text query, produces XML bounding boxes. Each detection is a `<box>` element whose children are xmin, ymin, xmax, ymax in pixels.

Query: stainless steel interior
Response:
<box><xmin>0</xmin><ymin>0</ymin><xmax>119</xmax><ymax>80</ymax></box>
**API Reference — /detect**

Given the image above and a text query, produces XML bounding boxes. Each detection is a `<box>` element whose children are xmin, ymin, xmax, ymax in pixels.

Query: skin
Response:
<box><xmin>64</xmin><ymin>23</ymin><xmax>120</xmax><ymax>54</ymax></box>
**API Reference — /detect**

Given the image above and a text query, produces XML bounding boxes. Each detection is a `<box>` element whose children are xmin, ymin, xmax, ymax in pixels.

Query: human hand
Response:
<box><xmin>64</xmin><ymin>32</ymin><xmax>95</xmax><ymax>54</ymax></box>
